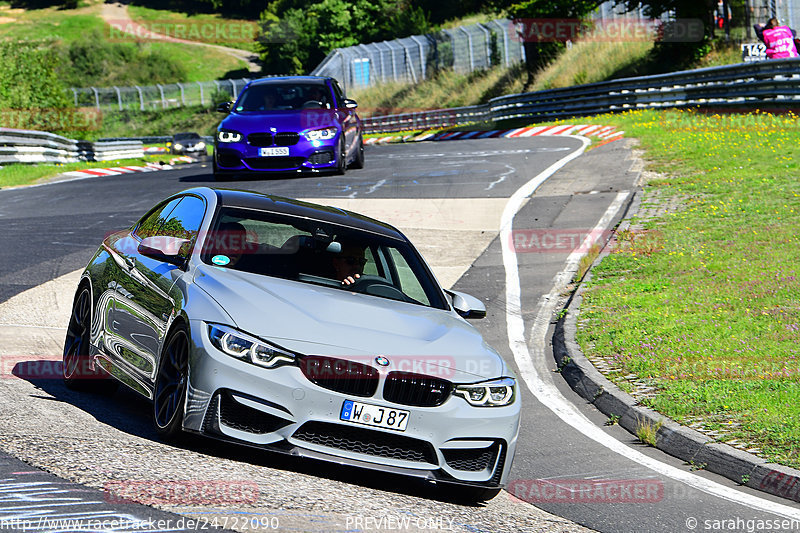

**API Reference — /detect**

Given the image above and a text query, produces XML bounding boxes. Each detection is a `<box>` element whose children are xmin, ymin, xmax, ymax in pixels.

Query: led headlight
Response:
<box><xmin>208</xmin><ymin>324</ymin><xmax>295</xmax><ymax>368</ymax></box>
<box><xmin>303</xmin><ymin>127</ymin><xmax>337</xmax><ymax>141</ymax></box>
<box><xmin>173</xmin><ymin>143</ymin><xmax>184</xmax><ymax>151</ymax></box>
<box><xmin>217</xmin><ymin>130</ymin><xmax>243</xmax><ymax>143</ymax></box>
<box><xmin>195</xmin><ymin>142</ymin><xmax>206</xmax><ymax>149</ymax></box>
<box><xmin>454</xmin><ymin>377</ymin><xmax>516</xmax><ymax>407</ymax></box>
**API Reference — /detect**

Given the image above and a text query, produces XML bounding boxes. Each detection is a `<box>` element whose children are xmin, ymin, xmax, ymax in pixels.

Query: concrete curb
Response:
<box><xmin>60</xmin><ymin>156</ymin><xmax>196</xmax><ymax>179</ymax></box>
<box><xmin>364</xmin><ymin>124</ymin><xmax>623</xmax><ymax>145</ymax></box>
<box><xmin>552</xmin><ymin>191</ymin><xmax>800</xmax><ymax>504</ymax></box>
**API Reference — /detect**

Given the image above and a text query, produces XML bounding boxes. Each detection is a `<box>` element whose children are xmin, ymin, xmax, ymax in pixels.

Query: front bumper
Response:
<box><xmin>214</xmin><ymin>134</ymin><xmax>340</xmax><ymax>173</ymax></box>
<box><xmin>184</xmin><ymin>320</ymin><xmax>520</xmax><ymax>487</ymax></box>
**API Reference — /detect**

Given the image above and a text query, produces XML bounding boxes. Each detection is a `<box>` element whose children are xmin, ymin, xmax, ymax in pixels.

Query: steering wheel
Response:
<box><xmin>301</xmin><ymin>100</ymin><xmax>324</xmax><ymax>109</ymax></box>
<box><xmin>347</xmin><ymin>275</ymin><xmax>411</xmax><ymax>302</ymax></box>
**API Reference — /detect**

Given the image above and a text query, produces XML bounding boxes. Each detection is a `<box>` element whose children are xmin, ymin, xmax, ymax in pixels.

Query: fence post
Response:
<box><xmin>113</xmin><ymin>86</ymin><xmax>122</xmax><ymax>111</ymax></box>
<box><xmin>71</xmin><ymin>88</ymin><xmax>78</xmax><ymax>107</ymax></box>
<box><xmin>197</xmin><ymin>81</ymin><xmax>205</xmax><ymax>106</ymax></box>
<box><xmin>410</xmin><ymin>35</ymin><xmax>427</xmax><ymax>80</ymax></box>
<box><xmin>477</xmin><ymin>23</ymin><xmax>492</xmax><ymax>67</ymax></box>
<box><xmin>404</xmin><ymin>46</ymin><xmax>418</xmax><ymax>84</ymax></box>
<box><xmin>458</xmin><ymin>27</ymin><xmax>475</xmax><ymax>72</ymax></box>
<box><xmin>135</xmin><ymin>85</ymin><xmax>144</xmax><ymax>111</ymax></box>
<box><xmin>177</xmin><ymin>83</ymin><xmax>185</xmax><ymax>106</ymax></box>
<box><xmin>91</xmin><ymin>87</ymin><xmax>100</xmax><ymax>110</ymax></box>
<box><xmin>231</xmin><ymin>79</ymin><xmax>238</xmax><ymax>101</ymax></box>
<box><xmin>156</xmin><ymin>84</ymin><xmax>166</xmax><ymax>109</ymax></box>
<box><xmin>492</xmin><ymin>20</ymin><xmax>510</xmax><ymax>67</ymax></box>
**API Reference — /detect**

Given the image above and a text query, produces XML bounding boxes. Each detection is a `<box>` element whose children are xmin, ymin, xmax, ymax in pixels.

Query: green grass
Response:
<box><xmin>89</xmin><ymin>105</ymin><xmax>223</xmax><ymax>141</ymax></box>
<box><xmin>572</xmin><ymin>109</ymin><xmax>800</xmax><ymax>468</ymax></box>
<box><xmin>127</xmin><ymin>5</ymin><xmax>257</xmax><ymax>52</ymax></box>
<box><xmin>0</xmin><ymin>2</ymin><xmax>248</xmax><ymax>83</ymax></box>
<box><xmin>0</xmin><ymin>155</ymin><xmax>167</xmax><ymax>189</ymax></box>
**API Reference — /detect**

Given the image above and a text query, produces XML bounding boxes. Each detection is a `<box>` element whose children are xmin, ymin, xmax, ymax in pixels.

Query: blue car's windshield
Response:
<box><xmin>235</xmin><ymin>83</ymin><xmax>332</xmax><ymax>112</ymax></box>
<box><xmin>201</xmin><ymin>207</ymin><xmax>447</xmax><ymax>310</ymax></box>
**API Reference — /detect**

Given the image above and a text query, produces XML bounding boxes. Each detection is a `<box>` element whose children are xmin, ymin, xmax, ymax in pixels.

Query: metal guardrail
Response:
<box><xmin>0</xmin><ymin>128</ymin><xmax>144</xmax><ymax>165</ymax></box>
<box><xmin>361</xmin><ymin>58</ymin><xmax>800</xmax><ymax>133</ymax></box>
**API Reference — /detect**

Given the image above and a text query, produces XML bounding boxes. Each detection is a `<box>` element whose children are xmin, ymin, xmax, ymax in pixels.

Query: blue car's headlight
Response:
<box><xmin>303</xmin><ymin>127</ymin><xmax>337</xmax><ymax>141</ymax></box>
<box><xmin>208</xmin><ymin>324</ymin><xmax>295</xmax><ymax>368</ymax></box>
<box><xmin>454</xmin><ymin>377</ymin><xmax>516</xmax><ymax>407</ymax></box>
<box><xmin>217</xmin><ymin>130</ymin><xmax>243</xmax><ymax>143</ymax></box>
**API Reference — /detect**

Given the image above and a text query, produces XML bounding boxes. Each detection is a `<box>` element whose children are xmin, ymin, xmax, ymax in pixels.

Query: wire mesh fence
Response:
<box><xmin>68</xmin><ymin>79</ymin><xmax>252</xmax><ymax>111</ymax></box>
<box><xmin>311</xmin><ymin>19</ymin><xmax>526</xmax><ymax>92</ymax></box>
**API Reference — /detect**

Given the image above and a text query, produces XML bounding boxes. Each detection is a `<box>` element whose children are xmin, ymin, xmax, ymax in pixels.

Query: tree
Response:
<box><xmin>257</xmin><ymin>0</ymin><xmax>431</xmax><ymax>75</ymax></box>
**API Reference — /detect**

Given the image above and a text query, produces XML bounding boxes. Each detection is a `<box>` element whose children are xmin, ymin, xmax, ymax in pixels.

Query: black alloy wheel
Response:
<box><xmin>336</xmin><ymin>138</ymin><xmax>347</xmax><ymax>175</ymax></box>
<box><xmin>153</xmin><ymin>324</ymin><xmax>190</xmax><ymax>438</ymax></box>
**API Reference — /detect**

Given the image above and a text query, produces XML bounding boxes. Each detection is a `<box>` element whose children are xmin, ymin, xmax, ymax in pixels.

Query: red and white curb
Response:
<box><xmin>61</xmin><ymin>157</ymin><xmax>195</xmax><ymax>179</ymax></box>
<box><xmin>364</xmin><ymin>124</ymin><xmax>624</xmax><ymax>145</ymax></box>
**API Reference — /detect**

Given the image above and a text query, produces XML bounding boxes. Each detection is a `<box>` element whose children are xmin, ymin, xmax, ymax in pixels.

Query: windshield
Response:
<box><xmin>201</xmin><ymin>207</ymin><xmax>447</xmax><ymax>310</ymax></box>
<box><xmin>235</xmin><ymin>83</ymin><xmax>332</xmax><ymax>112</ymax></box>
<box><xmin>174</xmin><ymin>133</ymin><xmax>201</xmax><ymax>141</ymax></box>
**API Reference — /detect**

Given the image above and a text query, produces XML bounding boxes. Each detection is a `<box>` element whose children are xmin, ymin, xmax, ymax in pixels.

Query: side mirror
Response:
<box><xmin>343</xmin><ymin>99</ymin><xmax>358</xmax><ymax>110</ymax></box>
<box><xmin>446</xmin><ymin>290</ymin><xmax>486</xmax><ymax>319</ymax></box>
<box><xmin>216</xmin><ymin>101</ymin><xmax>232</xmax><ymax>113</ymax></box>
<box><xmin>138</xmin><ymin>236</ymin><xmax>190</xmax><ymax>267</ymax></box>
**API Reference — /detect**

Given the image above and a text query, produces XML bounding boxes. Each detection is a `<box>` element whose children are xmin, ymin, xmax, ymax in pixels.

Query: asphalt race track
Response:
<box><xmin>0</xmin><ymin>137</ymin><xmax>798</xmax><ymax>532</ymax></box>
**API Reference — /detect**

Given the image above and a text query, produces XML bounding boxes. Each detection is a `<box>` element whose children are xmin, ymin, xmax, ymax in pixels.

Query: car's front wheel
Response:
<box><xmin>153</xmin><ymin>324</ymin><xmax>190</xmax><ymax>439</ymax></box>
<box><xmin>349</xmin><ymin>134</ymin><xmax>365</xmax><ymax>169</ymax></box>
<box><xmin>335</xmin><ymin>138</ymin><xmax>347</xmax><ymax>175</ymax></box>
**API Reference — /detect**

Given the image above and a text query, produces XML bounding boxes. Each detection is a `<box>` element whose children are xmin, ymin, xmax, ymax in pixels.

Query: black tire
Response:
<box><xmin>335</xmin><ymin>138</ymin><xmax>347</xmax><ymax>175</ymax></box>
<box><xmin>63</xmin><ymin>285</ymin><xmax>117</xmax><ymax>392</ymax></box>
<box><xmin>349</xmin><ymin>134</ymin><xmax>365</xmax><ymax>169</ymax></box>
<box><xmin>153</xmin><ymin>324</ymin><xmax>190</xmax><ymax>439</ymax></box>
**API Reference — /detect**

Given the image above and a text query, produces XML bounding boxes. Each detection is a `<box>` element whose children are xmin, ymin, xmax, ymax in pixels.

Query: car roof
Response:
<box><xmin>210</xmin><ymin>188</ymin><xmax>406</xmax><ymax>240</ymax></box>
<box><xmin>174</xmin><ymin>132</ymin><xmax>201</xmax><ymax>137</ymax></box>
<box><xmin>247</xmin><ymin>76</ymin><xmax>330</xmax><ymax>87</ymax></box>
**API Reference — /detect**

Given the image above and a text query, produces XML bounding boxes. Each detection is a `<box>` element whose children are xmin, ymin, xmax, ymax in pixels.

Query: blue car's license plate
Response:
<box><xmin>340</xmin><ymin>400</ymin><xmax>410</xmax><ymax>431</ymax></box>
<box><xmin>260</xmin><ymin>147</ymin><xmax>290</xmax><ymax>157</ymax></box>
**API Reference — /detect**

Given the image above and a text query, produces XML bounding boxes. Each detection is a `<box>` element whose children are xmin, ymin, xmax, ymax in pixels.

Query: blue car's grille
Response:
<box><xmin>299</xmin><ymin>356</ymin><xmax>379</xmax><ymax>397</ymax></box>
<box><xmin>247</xmin><ymin>132</ymin><xmax>300</xmax><ymax>147</ymax></box>
<box><xmin>383</xmin><ymin>372</ymin><xmax>453</xmax><ymax>407</ymax></box>
<box><xmin>274</xmin><ymin>133</ymin><xmax>300</xmax><ymax>146</ymax></box>
<box><xmin>244</xmin><ymin>157</ymin><xmax>305</xmax><ymax>170</ymax></box>
<box><xmin>247</xmin><ymin>132</ymin><xmax>273</xmax><ymax>147</ymax></box>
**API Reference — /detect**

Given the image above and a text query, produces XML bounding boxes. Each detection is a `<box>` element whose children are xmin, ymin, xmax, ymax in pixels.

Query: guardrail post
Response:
<box><xmin>459</xmin><ymin>27</ymin><xmax>475</xmax><ymax>72</ymax></box>
<box><xmin>410</xmin><ymin>35</ymin><xmax>427</xmax><ymax>80</ymax></box>
<box><xmin>197</xmin><ymin>81</ymin><xmax>205</xmax><ymax>106</ymax></box>
<box><xmin>91</xmin><ymin>87</ymin><xmax>100</xmax><ymax>110</ymax></box>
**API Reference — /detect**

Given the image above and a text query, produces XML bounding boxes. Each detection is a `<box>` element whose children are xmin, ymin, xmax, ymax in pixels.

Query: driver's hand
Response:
<box><xmin>341</xmin><ymin>273</ymin><xmax>360</xmax><ymax>286</ymax></box>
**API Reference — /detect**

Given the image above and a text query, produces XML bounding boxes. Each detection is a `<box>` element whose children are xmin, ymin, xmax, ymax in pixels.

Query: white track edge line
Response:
<box><xmin>501</xmin><ymin>136</ymin><xmax>800</xmax><ymax>519</ymax></box>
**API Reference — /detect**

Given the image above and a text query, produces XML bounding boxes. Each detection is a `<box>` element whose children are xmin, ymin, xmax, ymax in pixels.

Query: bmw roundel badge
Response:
<box><xmin>375</xmin><ymin>356</ymin><xmax>390</xmax><ymax>367</ymax></box>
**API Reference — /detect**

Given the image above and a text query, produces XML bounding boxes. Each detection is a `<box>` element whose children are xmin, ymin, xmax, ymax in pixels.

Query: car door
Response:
<box><xmin>332</xmin><ymin>80</ymin><xmax>357</xmax><ymax>152</ymax></box>
<box><xmin>110</xmin><ymin>195</ymin><xmax>206</xmax><ymax>394</ymax></box>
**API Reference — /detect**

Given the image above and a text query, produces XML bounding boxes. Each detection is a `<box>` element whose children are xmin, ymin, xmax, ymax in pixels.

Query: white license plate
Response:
<box><xmin>259</xmin><ymin>147</ymin><xmax>289</xmax><ymax>157</ymax></box>
<box><xmin>340</xmin><ymin>400</ymin><xmax>409</xmax><ymax>432</ymax></box>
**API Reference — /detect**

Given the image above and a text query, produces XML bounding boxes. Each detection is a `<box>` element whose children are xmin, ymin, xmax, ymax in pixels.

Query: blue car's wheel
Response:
<box><xmin>153</xmin><ymin>324</ymin><xmax>189</xmax><ymax>439</ymax></box>
<box><xmin>349</xmin><ymin>134</ymin><xmax>364</xmax><ymax>170</ymax></box>
<box><xmin>335</xmin><ymin>138</ymin><xmax>347</xmax><ymax>175</ymax></box>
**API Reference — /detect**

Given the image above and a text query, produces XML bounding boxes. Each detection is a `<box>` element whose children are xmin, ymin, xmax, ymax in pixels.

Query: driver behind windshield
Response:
<box><xmin>331</xmin><ymin>243</ymin><xmax>366</xmax><ymax>286</ymax></box>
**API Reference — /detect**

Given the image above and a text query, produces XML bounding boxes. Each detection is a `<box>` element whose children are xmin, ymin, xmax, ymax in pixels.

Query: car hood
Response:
<box><xmin>193</xmin><ymin>264</ymin><xmax>506</xmax><ymax>381</ymax></box>
<box><xmin>219</xmin><ymin>110</ymin><xmax>338</xmax><ymax>133</ymax></box>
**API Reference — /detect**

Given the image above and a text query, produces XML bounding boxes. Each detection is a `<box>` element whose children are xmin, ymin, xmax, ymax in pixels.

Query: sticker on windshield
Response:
<box><xmin>212</xmin><ymin>255</ymin><xmax>231</xmax><ymax>266</ymax></box>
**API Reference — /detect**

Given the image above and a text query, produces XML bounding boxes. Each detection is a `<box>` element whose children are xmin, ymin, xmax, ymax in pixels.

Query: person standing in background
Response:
<box><xmin>754</xmin><ymin>17</ymin><xmax>799</xmax><ymax>58</ymax></box>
